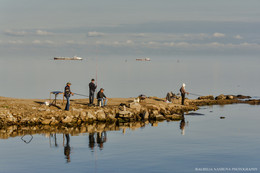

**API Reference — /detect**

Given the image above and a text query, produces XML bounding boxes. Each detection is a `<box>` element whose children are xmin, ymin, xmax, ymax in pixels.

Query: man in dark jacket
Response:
<box><xmin>180</xmin><ymin>83</ymin><xmax>189</xmax><ymax>105</ymax></box>
<box><xmin>89</xmin><ymin>79</ymin><xmax>97</xmax><ymax>105</ymax></box>
<box><xmin>64</xmin><ymin>82</ymin><xmax>74</xmax><ymax>111</ymax></box>
<box><xmin>97</xmin><ymin>88</ymin><xmax>108</xmax><ymax>106</ymax></box>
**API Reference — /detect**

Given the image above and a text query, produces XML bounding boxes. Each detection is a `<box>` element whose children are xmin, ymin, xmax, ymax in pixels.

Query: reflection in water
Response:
<box><xmin>89</xmin><ymin>132</ymin><xmax>107</xmax><ymax>151</ymax></box>
<box><xmin>180</xmin><ymin>114</ymin><xmax>188</xmax><ymax>136</ymax></box>
<box><xmin>64</xmin><ymin>134</ymin><xmax>71</xmax><ymax>163</ymax></box>
<box><xmin>0</xmin><ymin>119</ymin><xmax>187</xmax><ymax>163</ymax></box>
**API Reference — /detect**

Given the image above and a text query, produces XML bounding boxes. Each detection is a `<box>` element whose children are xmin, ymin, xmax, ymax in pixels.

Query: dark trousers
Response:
<box><xmin>65</xmin><ymin>96</ymin><xmax>70</xmax><ymax>110</ymax></box>
<box><xmin>89</xmin><ymin>91</ymin><xmax>95</xmax><ymax>104</ymax></box>
<box><xmin>181</xmin><ymin>93</ymin><xmax>185</xmax><ymax>105</ymax></box>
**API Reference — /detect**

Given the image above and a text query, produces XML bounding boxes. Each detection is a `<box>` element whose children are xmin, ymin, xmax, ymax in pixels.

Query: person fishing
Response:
<box><xmin>64</xmin><ymin>82</ymin><xmax>74</xmax><ymax>111</ymax></box>
<box><xmin>89</xmin><ymin>78</ymin><xmax>97</xmax><ymax>106</ymax></box>
<box><xmin>180</xmin><ymin>83</ymin><xmax>189</xmax><ymax>105</ymax></box>
<box><xmin>97</xmin><ymin>88</ymin><xmax>108</xmax><ymax>107</ymax></box>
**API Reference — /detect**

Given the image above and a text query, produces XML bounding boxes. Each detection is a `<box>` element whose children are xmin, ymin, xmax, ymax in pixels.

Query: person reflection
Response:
<box><xmin>89</xmin><ymin>132</ymin><xmax>96</xmax><ymax>151</ymax></box>
<box><xmin>64</xmin><ymin>134</ymin><xmax>71</xmax><ymax>163</ymax></box>
<box><xmin>96</xmin><ymin>132</ymin><xmax>107</xmax><ymax>150</ymax></box>
<box><xmin>180</xmin><ymin>114</ymin><xmax>186</xmax><ymax>136</ymax></box>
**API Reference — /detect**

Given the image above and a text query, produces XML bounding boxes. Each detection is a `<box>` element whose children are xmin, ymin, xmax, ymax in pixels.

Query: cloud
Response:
<box><xmin>32</xmin><ymin>40</ymin><xmax>55</xmax><ymax>45</ymax></box>
<box><xmin>132</xmin><ymin>33</ymin><xmax>146</xmax><ymax>37</ymax></box>
<box><xmin>234</xmin><ymin>35</ymin><xmax>243</xmax><ymax>39</ymax></box>
<box><xmin>8</xmin><ymin>40</ymin><xmax>24</xmax><ymax>44</ymax></box>
<box><xmin>213</xmin><ymin>32</ymin><xmax>225</xmax><ymax>38</ymax></box>
<box><xmin>4</xmin><ymin>30</ymin><xmax>27</xmax><ymax>36</ymax></box>
<box><xmin>87</xmin><ymin>31</ymin><xmax>105</xmax><ymax>37</ymax></box>
<box><xmin>35</xmin><ymin>30</ymin><xmax>53</xmax><ymax>36</ymax></box>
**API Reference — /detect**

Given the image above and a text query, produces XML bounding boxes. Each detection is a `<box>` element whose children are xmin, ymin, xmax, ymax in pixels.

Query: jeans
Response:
<box><xmin>98</xmin><ymin>98</ymin><xmax>108</xmax><ymax>106</ymax></box>
<box><xmin>65</xmin><ymin>96</ymin><xmax>70</xmax><ymax>110</ymax></box>
<box><xmin>181</xmin><ymin>93</ymin><xmax>185</xmax><ymax>105</ymax></box>
<box><xmin>89</xmin><ymin>91</ymin><xmax>95</xmax><ymax>104</ymax></box>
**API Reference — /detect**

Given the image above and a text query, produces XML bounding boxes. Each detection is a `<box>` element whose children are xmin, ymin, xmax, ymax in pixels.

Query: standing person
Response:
<box><xmin>180</xmin><ymin>83</ymin><xmax>189</xmax><ymax>105</ymax></box>
<box><xmin>97</xmin><ymin>88</ymin><xmax>108</xmax><ymax>106</ymax></box>
<box><xmin>89</xmin><ymin>79</ymin><xmax>97</xmax><ymax>105</ymax></box>
<box><xmin>64</xmin><ymin>82</ymin><xmax>74</xmax><ymax>111</ymax></box>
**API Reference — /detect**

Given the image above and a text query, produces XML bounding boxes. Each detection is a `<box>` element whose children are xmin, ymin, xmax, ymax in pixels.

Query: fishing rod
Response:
<box><xmin>74</xmin><ymin>93</ymin><xmax>88</xmax><ymax>97</ymax></box>
<box><xmin>189</xmin><ymin>93</ymin><xmax>203</xmax><ymax>97</ymax></box>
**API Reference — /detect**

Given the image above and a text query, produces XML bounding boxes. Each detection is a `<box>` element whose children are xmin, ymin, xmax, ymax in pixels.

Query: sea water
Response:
<box><xmin>0</xmin><ymin>55</ymin><xmax>259</xmax><ymax>99</ymax></box>
<box><xmin>0</xmin><ymin>104</ymin><xmax>259</xmax><ymax>173</ymax></box>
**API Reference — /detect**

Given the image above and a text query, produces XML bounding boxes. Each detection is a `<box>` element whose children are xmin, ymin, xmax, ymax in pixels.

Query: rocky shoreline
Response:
<box><xmin>0</xmin><ymin>95</ymin><xmax>259</xmax><ymax>132</ymax></box>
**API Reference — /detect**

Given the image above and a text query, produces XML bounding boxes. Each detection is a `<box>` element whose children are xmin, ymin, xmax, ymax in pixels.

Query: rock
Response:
<box><xmin>236</xmin><ymin>95</ymin><xmax>251</xmax><ymax>99</ymax></box>
<box><xmin>155</xmin><ymin>114</ymin><xmax>166</xmax><ymax>120</ymax></box>
<box><xmin>143</xmin><ymin>111</ymin><xmax>149</xmax><ymax>120</ymax></box>
<box><xmin>62</xmin><ymin>116</ymin><xmax>73</xmax><ymax>124</ymax></box>
<box><xmin>146</xmin><ymin>105</ymin><xmax>160</xmax><ymax>111</ymax></box>
<box><xmin>129</xmin><ymin>102</ymin><xmax>142</xmax><ymax>111</ymax></box>
<box><xmin>86</xmin><ymin>111</ymin><xmax>96</xmax><ymax>121</ymax></box>
<box><xmin>215</xmin><ymin>94</ymin><xmax>226</xmax><ymax>100</ymax></box>
<box><xmin>96</xmin><ymin>110</ymin><xmax>106</xmax><ymax>121</ymax></box>
<box><xmin>165</xmin><ymin>114</ymin><xmax>183</xmax><ymax>120</ymax></box>
<box><xmin>198</xmin><ymin>95</ymin><xmax>215</xmax><ymax>100</ymax></box>
<box><xmin>106</xmin><ymin>114</ymin><xmax>117</xmax><ymax>121</ymax></box>
<box><xmin>118</xmin><ymin>110</ymin><xmax>133</xmax><ymax>118</ymax></box>
<box><xmin>41</xmin><ymin>119</ymin><xmax>52</xmax><ymax>125</ymax></box>
<box><xmin>226</xmin><ymin>95</ymin><xmax>234</xmax><ymax>100</ymax></box>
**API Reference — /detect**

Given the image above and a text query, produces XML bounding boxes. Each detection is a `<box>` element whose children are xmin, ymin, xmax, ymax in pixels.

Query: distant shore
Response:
<box><xmin>0</xmin><ymin>95</ymin><xmax>259</xmax><ymax>131</ymax></box>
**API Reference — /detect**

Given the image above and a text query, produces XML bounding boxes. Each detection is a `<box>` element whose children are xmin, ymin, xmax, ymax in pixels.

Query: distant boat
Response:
<box><xmin>136</xmin><ymin>58</ymin><xmax>151</xmax><ymax>61</ymax></box>
<box><xmin>54</xmin><ymin>56</ymin><xmax>83</xmax><ymax>60</ymax></box>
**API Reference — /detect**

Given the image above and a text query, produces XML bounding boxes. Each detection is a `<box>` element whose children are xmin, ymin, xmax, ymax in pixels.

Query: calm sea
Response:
<box><xmin>0</xmin><ymin>104</ymin><xmax>259</xmax><ymax>173</ymax></box>
<box><xmin>0</xmin><ymin>55</ymin><xmax>259</xmax><ymax>99</ymax></box>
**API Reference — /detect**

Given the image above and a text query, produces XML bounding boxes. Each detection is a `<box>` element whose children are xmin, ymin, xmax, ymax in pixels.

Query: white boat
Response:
<box><xmin>136</xmin><ymin>58</ymin><xmax>151</xmax><ymax>61</ymax></box>
<box><xmin>54</xmin><ymin>56</ymin><xmax>83</xmax><ymax>60</ymax></box>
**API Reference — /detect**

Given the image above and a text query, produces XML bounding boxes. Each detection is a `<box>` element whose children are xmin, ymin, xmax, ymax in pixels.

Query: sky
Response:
<box><xmin>1</xmin><ymin>0</ymin><xmax>260</xmax><ymax>57</ymax></box>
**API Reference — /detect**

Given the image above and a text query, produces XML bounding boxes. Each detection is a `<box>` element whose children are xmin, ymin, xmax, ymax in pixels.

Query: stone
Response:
<box><xmin>119</xmin><ymin>111</ymin><xmax>133</xmax><ymax>118</ymax></box>
<box><xmin>226</xmin><ymin>95</ymin><xmax>234</xmax><ymax>100</ymax></box>
<box><xmin>155</xmin><ymin>114</ymin><xmax>166</xmax><ymax>120</ymax></box>
<box><xmin>96</xmin><ymin>110</ymin><xmax>106</xmax><ymax>121</ymax></box>
<box><xmin>62</xmin><ymin>116</ymin><xmax>73</xmax><ymax>124</ymax></box>
<box><xmin>198</xmin><ymin>95</ymin><xmax>215</xmax><ymax>100</ymax></box>
<box><xmin>146</xmin><ymin>105</ymin><xmax>160</xmax><ymax>111</ymax></box>
<box><xmin>215</xmin><ymin>94</ymin><xmax>226</xmax><ymax>100</ymax></box>
<box><xmin>86</xmin><ymin>111</ymin><xmax>96</xmax><ymax>121</ymax></box>
<box><xmin>129</xmin><ymin>102</ymin><xmax>142</xmax><ymax>111</ymax></box>
<box><xmin>42</xmin><ymin>119</ymin><xmax>52</xmax><ymax>125</ymax></box>
<box><xmin>165</xmin><ymin>114</ymin><xmax>183</xmax><ymax>120</ymax></box>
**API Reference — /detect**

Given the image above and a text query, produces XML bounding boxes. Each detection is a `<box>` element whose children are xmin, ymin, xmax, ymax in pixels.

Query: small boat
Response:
<box><xmin>136</xmin><ymin>58</ymin><xmax>151</xmax><ymax>61</ymax></box>
<box><xmin>54</xmin><ymin>56</ymin><xmax>83</xmax><ymax>60</ymax></box>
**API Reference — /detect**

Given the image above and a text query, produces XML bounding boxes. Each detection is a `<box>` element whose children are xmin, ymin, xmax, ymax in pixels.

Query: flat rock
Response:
<box><xmin>198</xmin><ymin>95</ymin><xmax>215</xmax><ymax>100</ymax></box>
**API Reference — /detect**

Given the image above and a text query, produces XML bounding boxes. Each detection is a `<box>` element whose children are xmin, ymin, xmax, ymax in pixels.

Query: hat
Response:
<box><xmin>67</xmin><ymin>82</ymin><xmax>71</xmax><ymax>85</ymax></box>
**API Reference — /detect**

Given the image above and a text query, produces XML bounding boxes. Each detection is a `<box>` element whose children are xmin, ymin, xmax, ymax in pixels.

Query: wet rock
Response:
<box><xmin>165</xmin><ymin>114</ymin><xmax>183</xmax><ymax>120</ymax></box>
<box><xmin>236</xmin><ymin>95</ymin><xmax>251</xmax><ymax>99</ymax></box>
<box><xmin>215</xmin><ymin>94</ymin><xmax>226</xmax><ymax>100</ymax></box>
<box><xmin>198</xmin><ymin>95</ymin><xmax>215</xmax><ymax>100</ymax></box>
<box><xmin>220</xmin><ymin>116</ymin><xmax>225</xmax><ymax>119</ymax></box>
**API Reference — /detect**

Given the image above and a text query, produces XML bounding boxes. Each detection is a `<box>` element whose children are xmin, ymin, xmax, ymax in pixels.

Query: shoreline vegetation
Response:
<box><xmin>0</xmin><ymin>94</ymin><xmax>259</xmax><ymax>139</ymax></box>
